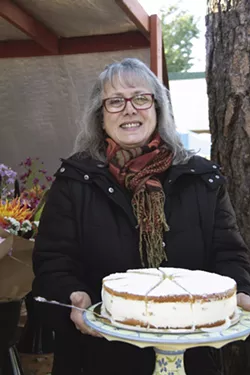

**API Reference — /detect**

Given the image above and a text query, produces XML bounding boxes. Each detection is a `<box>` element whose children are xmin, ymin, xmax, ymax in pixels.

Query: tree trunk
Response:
<box><xmin>206</xmin><ymin>1</ymin><xmax>250</xmax><ymax>374</ymax></box>
<box><xmin>206</xmin><ymin>0</ymin><xmax>250</xmax><ymax>245</ymax></box>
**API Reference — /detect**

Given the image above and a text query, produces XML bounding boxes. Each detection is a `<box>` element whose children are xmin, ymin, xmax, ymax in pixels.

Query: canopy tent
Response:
<box><xmin>0</xmin><ymin>0</ymin><xmax>169</xmax><ymax>174</ymax></box>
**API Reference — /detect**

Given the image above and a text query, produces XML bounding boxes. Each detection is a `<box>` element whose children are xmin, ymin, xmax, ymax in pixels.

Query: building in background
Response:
<box><xmin>169</xmin><ymin>72</ymin><xmax>211</xmax><ymax>158</ymax></box>
<box><xmin>178</xmin><ymin>130</ymin><xmax>211</xmax><ymax>159</ymax></box>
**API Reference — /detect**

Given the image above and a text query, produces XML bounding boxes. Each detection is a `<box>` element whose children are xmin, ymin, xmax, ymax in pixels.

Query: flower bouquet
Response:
<box><xmin>0</xmin><ymin>158</ymin><xmax>52</xmax><ymax>301</ymax></box>
<box><xmin>0</xmin><ymin>158</ymin><xmax>54</xmax><ymax>356</ymax></box>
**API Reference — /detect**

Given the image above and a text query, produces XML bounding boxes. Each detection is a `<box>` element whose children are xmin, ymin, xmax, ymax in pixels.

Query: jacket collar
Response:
<box><xmin>55</xmin><ymin>155</ymin><xmax>109</xmax><ymax>181</ymax></box>
<box><xmin>168</xmin><ymin>155</ymin><xmax>221</xmax><ymax>180</ymax></box>
<box><xmin>55</xmin><ymin>154</ymin><xmax>225</xmax><ymax>189</ymax></box>
<box><xmin>165</xmin><ymin>156</ymin><xmax>225</xmax><ymax>192</ymax></box>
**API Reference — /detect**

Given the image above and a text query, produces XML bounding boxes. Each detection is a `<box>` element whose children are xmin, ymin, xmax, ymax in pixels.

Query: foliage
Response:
<box><xmin>0</xmin><ymin>157</ymin><xmax>52</xmax><ymax>238</ymax></box>
<box><xmin>161</xmin><ymin>3</ymin><xmax>200</xmax><ymax>72</ymax></box>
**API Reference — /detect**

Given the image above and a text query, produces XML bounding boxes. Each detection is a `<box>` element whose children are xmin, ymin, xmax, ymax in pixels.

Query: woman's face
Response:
<box><xmin>102</xmin><ymin>77</ymin><xmax>157</xmax><ymax>149</ymax></box>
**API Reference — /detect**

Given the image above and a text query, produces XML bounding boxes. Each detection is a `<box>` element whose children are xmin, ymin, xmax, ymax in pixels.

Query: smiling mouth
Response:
<box><xmin>120</xmin><ymin>122</ymin><xmax>142</xmax><ymax>129</ymax></box>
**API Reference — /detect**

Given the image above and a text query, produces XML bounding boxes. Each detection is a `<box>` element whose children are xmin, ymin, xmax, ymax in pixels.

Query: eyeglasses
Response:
<box><xmin>102</xmin><ymin>93</ymin><xmax>155</xmax><ymax>113</ymax></box>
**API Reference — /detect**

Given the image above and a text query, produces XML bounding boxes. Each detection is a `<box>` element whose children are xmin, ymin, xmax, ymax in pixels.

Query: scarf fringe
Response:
<box><xmin>107</xmin><ymin>134</ymin><xmax>173</xmax><ymax>268</ymax></box>
<box><xmin>132</xmin><ymin>190</ymin><xmax>169</xmax><ymax>268</ymax></box>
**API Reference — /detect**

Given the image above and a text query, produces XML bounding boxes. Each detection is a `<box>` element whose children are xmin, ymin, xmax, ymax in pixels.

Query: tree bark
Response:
<box><xmin>206</xmin><ymin>1</ymin><xmax>250</xmax><ymax>374</ymax></box>
<box><xmin>206</xmin><ymin>0</ymin><xmax>250</xmax><ymax>245</ymax></box>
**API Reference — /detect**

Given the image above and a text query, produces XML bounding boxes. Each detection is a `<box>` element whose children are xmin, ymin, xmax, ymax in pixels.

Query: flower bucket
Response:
<box><xmin>0</xmin><ymin>299</ymin><xmax>23</xmax><ymax>373</ymax></box>
<box><xmin>0</xmin><ymin>227</ymin><xmax>34</xmax><ymax>301</ymax></box>
<box><xmin>0</xmin><ymin>300</ymin><xmax>22</xmax><ymax>350</ymax></box>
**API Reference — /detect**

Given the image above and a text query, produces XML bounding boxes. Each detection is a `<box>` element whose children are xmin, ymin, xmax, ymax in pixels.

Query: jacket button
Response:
<box><xmin>212</xmin><ymin>165</ymin><xmax>217</xmax><ymax>169</ymax></box>
<box><xmin>190</xmin><ymin>169</ymin><xmax>195</xmax><ymax>172</ymax></box>
<box><xmin>97</xmin><ymin>163</ymin><xmax>105</xmax><ymax>168</ymax></box>
<box><xmin>108</xmin><ymin>187</ymin><xmax>114</xmax><ymax>193</ymax></box>
<box><xmin>60</xmin><ymin>167</ymin><xmax>65</xmax><ymax>173</ymax></box>
<box><xmin>84</xmin><ymin>174</ymin><xmax>90</xmax><ymax>180</ymax></box>
<box><xmin>209</xmin><ymin>178</ymin><xmax>214</xmax><ymax>183</ymax></box>
<box><xmin>162</xmin><ymin>241</ymin><xmax>166</xmax><ymax>248</ymax></box>
<box><xmin>215</xmin><ymin>175</ymin><xmax>220</xmax><ymax>179</ymax></box>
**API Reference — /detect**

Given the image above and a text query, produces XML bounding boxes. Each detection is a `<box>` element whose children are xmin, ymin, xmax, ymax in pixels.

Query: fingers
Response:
<box><xmin>75</xmin><ymin>322</ymin><xmax>102</xmax><ymax>338</ymax></box>
<box><xmin>69</xmin><ymin>291</ymin><xmax>102</xmax><ymax>337</ymax></box>
<box><xmin>70</xmin><ymin>292</ymin><xmax>82</xmax><ymax>304</ymax></box>
<box><xmin>237</xmin><ymin>292</ymin><xmax>250</xmax><ymax>311</ymax></box>
<box><xmin>70</xmin><ymin>291</ymin><xmax>92</xmax><ymax>309</ymax></box>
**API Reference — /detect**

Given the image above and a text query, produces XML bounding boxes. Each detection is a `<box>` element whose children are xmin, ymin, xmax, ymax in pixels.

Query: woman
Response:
<box><xmin>32</xmin><ymin>58</ymin><xmax>250</xmax><ymax>375</ymax></box>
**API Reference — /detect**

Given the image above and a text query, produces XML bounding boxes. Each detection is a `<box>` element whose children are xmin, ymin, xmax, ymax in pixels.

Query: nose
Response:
<box><xmin>123</xmin><ymin>100</ymin><xmax>137</xmax><ymax>115</ymax></box>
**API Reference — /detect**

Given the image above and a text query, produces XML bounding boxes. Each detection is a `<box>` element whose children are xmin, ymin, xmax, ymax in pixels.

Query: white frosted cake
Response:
<box><xmin>101</xmin><ymin>268</ymin><xmax>237</xmax><ymax>329</ymax></box>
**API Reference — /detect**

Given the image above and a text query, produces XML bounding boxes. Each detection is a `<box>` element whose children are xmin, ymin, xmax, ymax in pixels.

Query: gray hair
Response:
<box><xmin>73</xmin><ymin>58</ymin><xmax>193</xmax><ymax>164</ymax></box>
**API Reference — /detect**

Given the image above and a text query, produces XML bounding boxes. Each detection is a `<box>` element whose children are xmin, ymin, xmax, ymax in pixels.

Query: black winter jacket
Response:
<box><xmin>32</xmin><ymin>155</ymin><xmax>250</xmax><ymax>375</ymax></box>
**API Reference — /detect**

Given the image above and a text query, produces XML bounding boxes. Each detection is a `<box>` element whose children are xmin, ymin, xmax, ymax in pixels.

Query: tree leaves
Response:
<box><xmin>161</xmin><ymin>5</ymin><xmax>200</xmax><ymax>72</ymax></box>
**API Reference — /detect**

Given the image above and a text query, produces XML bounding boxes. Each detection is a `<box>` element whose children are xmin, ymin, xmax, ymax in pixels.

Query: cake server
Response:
<box><xmin>34</xmin><ymin>296</ymin><xmax>102</xmax><ymax>317</ymax></box>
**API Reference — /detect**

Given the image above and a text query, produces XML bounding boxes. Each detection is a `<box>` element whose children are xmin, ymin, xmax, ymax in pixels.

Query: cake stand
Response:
<box><xmin>83</xmin><ymin>304</ymin><xmax>250</xmax><ymax>375</ymax></box>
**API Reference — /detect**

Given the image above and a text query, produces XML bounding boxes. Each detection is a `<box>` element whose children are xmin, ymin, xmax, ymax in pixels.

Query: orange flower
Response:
<box><xmin>0</xmin><ymin>198</ymin><xmax>33</xmax><ymax>227</ymax></box>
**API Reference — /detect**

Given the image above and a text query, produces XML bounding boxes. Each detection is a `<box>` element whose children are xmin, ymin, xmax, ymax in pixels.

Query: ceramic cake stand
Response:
<box><xmin>83</xmin><ymin>304</ymin><xmax>250</xmax><ymax>375</ymax></box>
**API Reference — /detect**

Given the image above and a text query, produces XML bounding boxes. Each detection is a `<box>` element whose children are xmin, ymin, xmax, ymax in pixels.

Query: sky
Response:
<box><xmin>138</xmin><ymin>0</ymin><xmax>207</xmax><ymax>72</ymax></box>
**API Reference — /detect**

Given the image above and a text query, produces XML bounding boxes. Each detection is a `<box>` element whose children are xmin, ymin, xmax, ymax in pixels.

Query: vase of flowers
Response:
<box><xmin>0</xmin><ymin>158</ymin><xmax>54</xmax><ymax>356</ymax></box>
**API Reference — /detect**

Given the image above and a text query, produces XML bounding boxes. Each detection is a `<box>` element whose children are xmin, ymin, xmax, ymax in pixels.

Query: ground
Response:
<box><xmin>17</xmin><ymin>303</ymin><xmax>54</xmax><ymax>375</ymax></box>
<box><xmin>19</xmin><ymin>353</ymin><xmax>53</xmax><ymax>375</ymax></box>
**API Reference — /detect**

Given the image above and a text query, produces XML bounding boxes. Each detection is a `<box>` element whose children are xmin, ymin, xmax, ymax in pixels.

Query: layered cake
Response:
<box><xmin>101</xmin><ymin>268</ymin><xmax>237</xmax><ymax>329</ymax></box>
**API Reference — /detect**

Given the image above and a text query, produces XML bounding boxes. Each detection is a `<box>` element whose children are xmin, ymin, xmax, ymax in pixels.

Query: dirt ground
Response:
<box><xmin>19</xmin><ymin>353</ymin><xmax>53</xmax><ymax>375</ymax></box>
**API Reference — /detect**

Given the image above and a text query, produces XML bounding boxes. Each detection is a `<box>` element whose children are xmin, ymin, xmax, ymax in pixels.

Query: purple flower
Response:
<box><xmin>46</xmin><ymin>176</ymin><xmax>52</xmax><ymax>182</ymax></box>
<box><xmin>24</xmin><ymin>157</ymin><xmax>32</xmax><ymax>167</ymax></box>
<box><xmin>33</xmin><ymin>178</ymin><xmax>39</xmax><ymax>185</ymax></box>
<box><xmin>6</xmin><ymin>177</ymin><xmax>15</xmax><ymax>185</ymax></box>
<box><xmin>0</xmin><ymin>164</ymin><xmax>17</xmax><ymax>180</ymax></box>
<box><xmin>0</xmin><ymin>164</ymin><xmax>8</xmax><ymax>173</ymax></box>
<box><xmin>5</xmin><ymin>169</ymin><xmax>17</xmax><ymax>178</ymax></box>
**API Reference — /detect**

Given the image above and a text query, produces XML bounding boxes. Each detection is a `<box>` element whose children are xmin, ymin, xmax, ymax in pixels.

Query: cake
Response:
<box><xmin>101</xmin><ymin>268</ymin><xmax>237</xmax><ymax>329</ymax></box>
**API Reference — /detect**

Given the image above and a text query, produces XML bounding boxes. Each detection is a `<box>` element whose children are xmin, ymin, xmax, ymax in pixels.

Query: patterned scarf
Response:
<box><xmin>106</xmin><ymin>133</ymin><xmax>173</xmax><ymax>268</ymax></box>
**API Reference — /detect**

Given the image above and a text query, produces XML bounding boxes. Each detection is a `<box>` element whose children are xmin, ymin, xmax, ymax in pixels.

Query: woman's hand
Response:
<box><xmin>237</xmin><ymin>292</ymin><xmax>250</xmax><ymax>311</ymax></box>
<box><xmin>70</xmin><ymin>291</ymin><xmax>102</xmax><ymax>337</ymax></box>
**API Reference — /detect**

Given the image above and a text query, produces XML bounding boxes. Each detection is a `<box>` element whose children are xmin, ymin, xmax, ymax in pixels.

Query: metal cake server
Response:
<box><xmin>34</xmin><ymin>296</ymin><xmax>102</xmax><ymax>317</ymax></box>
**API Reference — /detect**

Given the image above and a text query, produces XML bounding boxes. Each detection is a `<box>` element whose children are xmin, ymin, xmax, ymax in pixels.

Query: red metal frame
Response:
<box><xmin>0</xmin><ymin>31</ymin><xmax>149</xmax><ymax>58</ymax></box>
<box><xmin>150</xmin><ymin>14</ymin><xmax>162</xmax><ymax>82</ymax></box>
<box><xmin>60</xmin><ymin>31</ymin><xmax>149</xmax><ymax>55</ymax></box>
<box><xmin>0</xmin><ymin>0</ymin><xmax>169</xmax><ymax>85</ymax></box>
<box><xmin>0</xmin><ymin>0</ymin><xmax>58</xmax><ymax>53</ymax></box>
<box><xmin>115</xmin><ymin>0</ymin><xmax>149</xmax><ymax>39</ymax></box>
